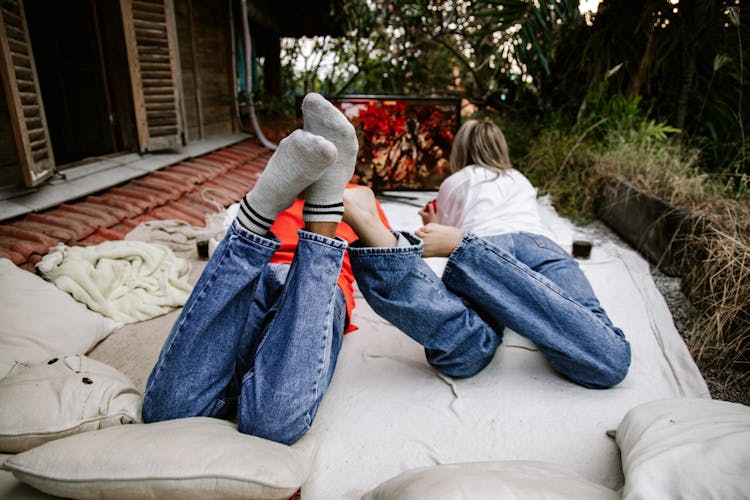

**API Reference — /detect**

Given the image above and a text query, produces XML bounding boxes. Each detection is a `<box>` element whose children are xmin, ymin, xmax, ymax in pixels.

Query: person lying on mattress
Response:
<box><xmin>344</xmin><ymin>118</ymin><xmax>631</xmax><ymax>389</ymax></box>
<box><xmin>142</xmin><ymin>93</ymin><xmax>388</xmax><ymax>445</ymax></box>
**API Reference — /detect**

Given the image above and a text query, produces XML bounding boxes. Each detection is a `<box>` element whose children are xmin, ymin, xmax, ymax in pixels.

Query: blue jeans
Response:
<box><xmin>142</xmin><ymin>222</ymin><xmax>347</xmax><ymax>444</ymax></box>
<box><xmin>349</xmin><ymin>231</ymin><xmax>630</xmax><ymax>388</ymax></box>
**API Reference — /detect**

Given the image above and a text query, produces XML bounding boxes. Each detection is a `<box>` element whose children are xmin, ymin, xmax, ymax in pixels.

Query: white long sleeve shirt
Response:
<box><xmin>435</xmin><ymin>165</ymin><xmax>552</xmax><ymax>238</ymax></box>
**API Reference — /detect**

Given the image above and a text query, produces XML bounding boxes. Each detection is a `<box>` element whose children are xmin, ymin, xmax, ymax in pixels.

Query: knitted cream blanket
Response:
<box><xmin>37</xmin><ymin>241</ymin><xmax>193</xmax><ymax>325</ymax></box>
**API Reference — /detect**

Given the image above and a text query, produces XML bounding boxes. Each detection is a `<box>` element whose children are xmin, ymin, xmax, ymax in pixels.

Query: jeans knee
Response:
<box><xmin>431</xmin><ymin>362</ymin><xmax>482</xmax><ymax>379</ymax></box>
<box><xmin>238</xmin><ymin>416</ymin><xmax>309</xmax><ymax>445</ymax></box>
<box><xmin>141</xmin><ymin>392</ymin><xmax>164</xmax><ymax>424</ymax></box>
<box><xmin>427</xmin><ymin>350</ymin><xmax>492</xmax><ymax>379</ymax></box>
<box><xmin>577</xmin><ymin>342</ymin><xmax>631</xmax><ymax>389</ymax></box>
<box><xmin>549</xmin><ymin>337</ymin><xmax>631</xmax><ymax>389</ymax></box>
<box><xmin>604</xmin><ymin>342</ymin><xmax>632</xmax><ymax>387</ymax></box>
<box><xmin>590</xmin><ymin>362</ymin><xmax>629</xmax><ymax>388</ymax></box>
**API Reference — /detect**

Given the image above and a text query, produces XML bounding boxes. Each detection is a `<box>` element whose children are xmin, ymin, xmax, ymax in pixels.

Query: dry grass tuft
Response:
<box><xmin>590</xmin><ymin>129</ymin><xmax>715</xmax><ymax>206</ymax></box>
<box><xmin>681</xmin><ymin>211</ymin><xmax>750</xmax><ymax>384</ymax></box>
<box><xmin>597</xmin><ymin>135</ymin><xmax>750</xmax><ymax>387</ymax></box>
<box><xmin>524</xmin><ymin>126</ymin><xmax>749</xmax><ymax>391</ymax></box>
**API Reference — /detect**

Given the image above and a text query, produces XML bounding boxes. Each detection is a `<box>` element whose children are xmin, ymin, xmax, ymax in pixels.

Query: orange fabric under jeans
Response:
<box><xmin>268</xmin><ymin>186</ymin><xmax>390</xmax><ymax>333</ymax></box>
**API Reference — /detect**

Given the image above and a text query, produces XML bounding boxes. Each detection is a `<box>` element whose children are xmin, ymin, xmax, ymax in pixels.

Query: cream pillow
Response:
<box><xmin>1</xmin><ymin>453</ymin><xmax>57</xmax><ymax>499</ymax></box>
<box><xmin>0</xmin><ymin>354</ymin><xmax>141</xmax><ymax>453</ymax></box>
<box><xmin>0</xmin><ymin>259</ymin><xmax>119</xmax><ymax>378</ymax></box>
<box><xmin>362</xmin><ymin>461</ymin><xmax>620</xmax><ymax>500</ymax></box>
<box><xmin>2</xmin><ymin>417</ymin><xmax>317</xmax><ymax>500</ymax></box>
<box><xmin>616</xmin><ymin>398</ymin><xmax>750</xmax><ymax>500</ymax></box>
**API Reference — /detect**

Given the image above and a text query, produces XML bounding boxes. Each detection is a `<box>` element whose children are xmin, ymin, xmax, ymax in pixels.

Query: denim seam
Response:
<box><xmin>520</xmin><ymin>232</ymin><xmax>568</xmax><ymax>257</ymax></box>
<box><xmin>442</xmin><ymin>232</ymin><xmax>476</xmax><ymax>284</ymax></box>
<box><xmin>297</xmin><ymin>229</ymin><xmax>348</xmax><ymax>249</ymax></box>
<box><xmin>350</xmin><ymin>248</ymin><xmax>422</xmax><ymax>258</ymax></box>
<box><xmin>300</xmin><ymin>240</ymin><xmax>348</xmax><ymax>253</ymax></box>
<box><xmin>241</xmin><ymin>254</ymin><xmax>339</xmax><ymax>386</ymax></box>
<box><xmin>307</xmin><ymin>299</ymin><xmax>333</xmax><ymax>429</ymax></box>
<box><xmin>482</xmin><ymin>238</ymin><xmax>571</xmax><ymax>301</ymax></box>
<box><xmin>148</xmin><ymin>233</ymin><xmax>238</xmax><ymax>389</ymax></box>
<box><xmin>348</xmin><ymin>231</ymin><xmax>422</xmax><ymax>256</ymax></box>
<box><xmin>471</xmin><ymin>236</ymin><xmax>610</xmax><ymax>328</ymax></box>
<box><xmin>231</xmin><ymin>221</ymin><xmax>282</xmax><ymax>250</ymax></box>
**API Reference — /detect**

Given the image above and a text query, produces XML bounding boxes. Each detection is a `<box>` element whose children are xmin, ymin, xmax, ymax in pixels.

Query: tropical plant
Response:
<box><xmin>272</xmin><ymin>0</ymin><xmax>747</xmax><ymax>186</ymax></box>
<box><xmin>556</xmin><ymin>0</ymin><xmax>748</xmax><ymax>180</ymax></box>
<box><xmin>278</xmin><ymin>1</ymin><xmax>585</xmax><ymax>107</ymax></box>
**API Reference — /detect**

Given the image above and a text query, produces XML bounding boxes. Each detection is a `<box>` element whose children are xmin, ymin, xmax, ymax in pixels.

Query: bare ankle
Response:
<box><xmin>305</xmin><ymin>221</ymin><xmax>339</xmax><ymax>238</ymax></box>
<box><xmin>342</xmin><ymin>188</ymin><xmax>396</xmax><ymax>247</ymax></box>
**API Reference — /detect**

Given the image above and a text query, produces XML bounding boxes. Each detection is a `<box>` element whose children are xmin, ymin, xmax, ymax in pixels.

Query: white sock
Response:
<box><xmin>301</xmin><ymin>93</ymin><xmax>359</xmax><ymax>223</ymax></box>
<box><xmin>237</xmin><ymin>129</ymin><xmax>337</xmax><ymax>235</ymax></box>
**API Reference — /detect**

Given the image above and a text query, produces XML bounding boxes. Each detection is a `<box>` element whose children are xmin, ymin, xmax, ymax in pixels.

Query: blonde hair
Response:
<box><xmin>449</xmin><ymin>119</ymin><xmax>512</xmax><ymax>174</ymax></box>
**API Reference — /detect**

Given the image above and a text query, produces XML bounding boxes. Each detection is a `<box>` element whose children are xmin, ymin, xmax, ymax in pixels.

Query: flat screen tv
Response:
<box><xmin>331</xmin><ymin>95</ymin><xmax>460</xmax><ymax>192</ymax></box>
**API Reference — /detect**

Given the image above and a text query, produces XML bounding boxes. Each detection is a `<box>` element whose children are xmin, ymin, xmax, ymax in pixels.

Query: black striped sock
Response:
<box><xmin>237</xmin><ymin>197</ymin><xmax>275</xmax><ymax>235</ymax></box>
<box><xmin>234</xmin><ymin>129</ymin><xmax>336</xmax><ymax>236</ymax></box>
<box><xmin>301</xmin><ymin>93</ymin><xmax>358</xmax><ymax>226</ymax></box>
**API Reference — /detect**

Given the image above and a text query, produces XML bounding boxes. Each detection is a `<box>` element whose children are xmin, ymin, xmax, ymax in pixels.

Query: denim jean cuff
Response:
<box><xmin>297</xmin><ymin>228</ymin><xmax>349</xmax><ymax>249</ymax></box>
<box><xmin>230</xmin><ymin>220</ymin><xmax>281</xmax><ymax>251</ymax></box>
<box><xmin>443</xmin><ymin>231</ymin><xmax>479</xmax><ymax>281</ymax></box>
<box><xmin>348</xmin><ymin>231</ymin><xmax>422</xmax><ymax>256</ymax></box>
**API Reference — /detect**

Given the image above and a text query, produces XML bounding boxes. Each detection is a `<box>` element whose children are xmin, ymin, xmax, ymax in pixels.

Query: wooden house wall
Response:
<box><xmin>0</xmin><ymin>83</ymin><xmax>22</xmax><ymax>186</ymax></box>
<box><xmin>174</xmin><ymin>0</ymin><xmax>235</xmax><ymax>141</ymax></box>
<box><xmin>0</xmin><ymin>0</ymin><xmax>236</xmax><ymax>190</ymax></box>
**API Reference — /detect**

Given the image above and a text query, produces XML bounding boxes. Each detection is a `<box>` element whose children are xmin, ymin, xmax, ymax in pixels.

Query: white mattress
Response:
<box><xmin>300</xmin><ymin>194</ymin><xmax>709</xmax><ymax>499</ymax></box>
<box><xmin>0</xmin><ymin>194</ymin><xmax>709</xmax><ymax>499</ymax></box>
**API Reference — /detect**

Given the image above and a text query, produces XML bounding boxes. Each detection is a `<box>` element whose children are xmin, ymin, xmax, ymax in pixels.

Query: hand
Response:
<box><xmin>418</xmin><ymin>199</ymin><xmax>437</xmax><ymax>225</ymax></box>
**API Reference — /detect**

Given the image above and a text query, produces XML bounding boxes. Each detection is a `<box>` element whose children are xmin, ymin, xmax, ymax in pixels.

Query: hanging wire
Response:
<box><xmin>240</xmin><ymin>0</ymin><xmax>278</xmax><ymax>151</ymax></box>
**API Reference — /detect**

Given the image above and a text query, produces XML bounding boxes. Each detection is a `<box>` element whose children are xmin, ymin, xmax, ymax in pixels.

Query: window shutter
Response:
<box><xmin>120</xmin><ymin>0</ymin><xmax>183</xmax><ymax>152</ymax></box>
<box><xmin>0</xmin><ymin>0</ymin><xmax>54</xmax><ymax>187</ymax></box>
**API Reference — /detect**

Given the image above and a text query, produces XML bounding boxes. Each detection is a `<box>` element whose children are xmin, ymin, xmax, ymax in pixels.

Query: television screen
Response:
<box><xmin>332</xmin><ymin>95</ymin><xmax>460</xmax><ymax>192</ymax></box>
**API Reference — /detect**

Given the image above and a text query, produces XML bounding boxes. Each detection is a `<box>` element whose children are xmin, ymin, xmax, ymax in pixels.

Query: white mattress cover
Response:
<box><xmin>300</xmin><ymin>194</ymin><xmax>709</xmax><ymax>499</ymax></box>
<box><xmin>0</xmin><ymin>195</ymin><xmax>709</xmax><ymax>499</ymax></box>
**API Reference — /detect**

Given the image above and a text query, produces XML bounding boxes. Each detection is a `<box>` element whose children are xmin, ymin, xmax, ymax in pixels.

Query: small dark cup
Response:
<box><xmin>572</xmin><ymin>240</ymin><xmax>592</xmax><ymax>259</ymax></box>
<box><xmin>196</xmin><ymin>240</ymin><xmax>209</xmax><ymax>260</ymax></box>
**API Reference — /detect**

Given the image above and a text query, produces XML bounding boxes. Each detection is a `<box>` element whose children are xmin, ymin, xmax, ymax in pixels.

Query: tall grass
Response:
<box><xmin>681</xmin><ymin>209</ymin><xmax>750</xmax><ymax>385</ymax></box>
<box><xmin>521</xmin><ymin>127</ymin><xmax>599</xmax><ymax>222</ymax></box>
<box><xmin>520</xmin><ymin>117</ymin><xmax>750</xmax><ymax>390</ymax></box>
<box><xmin>592</xmin><ymin>129</ymin><xmax>712</xmax><ymax>206</ymax></box>
<box><xmin>594</xmin><ymin>130</ymin><xmax>749</xmax><ymax>385</ymax></box>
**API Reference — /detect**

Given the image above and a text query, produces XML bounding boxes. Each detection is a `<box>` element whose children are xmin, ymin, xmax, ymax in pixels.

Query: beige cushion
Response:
<box><xmin>2</xmin><ymin>417</ymin><xmax>317</xmax><ymax>500</ymax></box>
<box><xmin>0</xmin><ymin>355</ymin><xmax>141</xmax><ymax>453</ymax></box>
<box><xmin>1</xmin><ymin>453</ymin><xmax>56</xmax><ymax>499</ymax></box>
<box><xmin>362</xmin><ymin>461</ymin><xmax>620</xmax><ymax>500</ymax></box>
<box><xmin>616</xmin><ymin>398</ymin><xmax>750</xmax><ymax>500</ymax></box>
<box><xmin>0</xmin><ymin>259</ymin><xmax>119</xmax><ymax>378</ymax></box>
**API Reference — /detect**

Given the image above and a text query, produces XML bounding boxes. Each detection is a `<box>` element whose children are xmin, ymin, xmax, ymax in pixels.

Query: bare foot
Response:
<box><xmin>343</xmin><ymin>186</ymin><xmax>397</xmax><ymax>247</ymax></box>
<box><xmin>415</xmin><ymin>223</ymin><xmax>464</xmax><ymax>257</ymax></box>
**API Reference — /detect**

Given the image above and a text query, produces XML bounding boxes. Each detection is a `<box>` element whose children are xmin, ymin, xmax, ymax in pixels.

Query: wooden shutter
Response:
<box><xmin>0</xmin><ymin>0</ymin><xmax>54</xmax><ymax>187</ymax></box>
<box><xmin>120</xmin><ymin>0</ymin><xmax>183</xmax><ymax>152</ymax></box>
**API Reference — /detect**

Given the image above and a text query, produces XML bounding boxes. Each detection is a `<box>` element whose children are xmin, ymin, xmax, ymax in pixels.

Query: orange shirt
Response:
<box><xmin>268</xmin><ymin>187</ymin><xmax>390</xmax><ymax>333</ymax></box>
